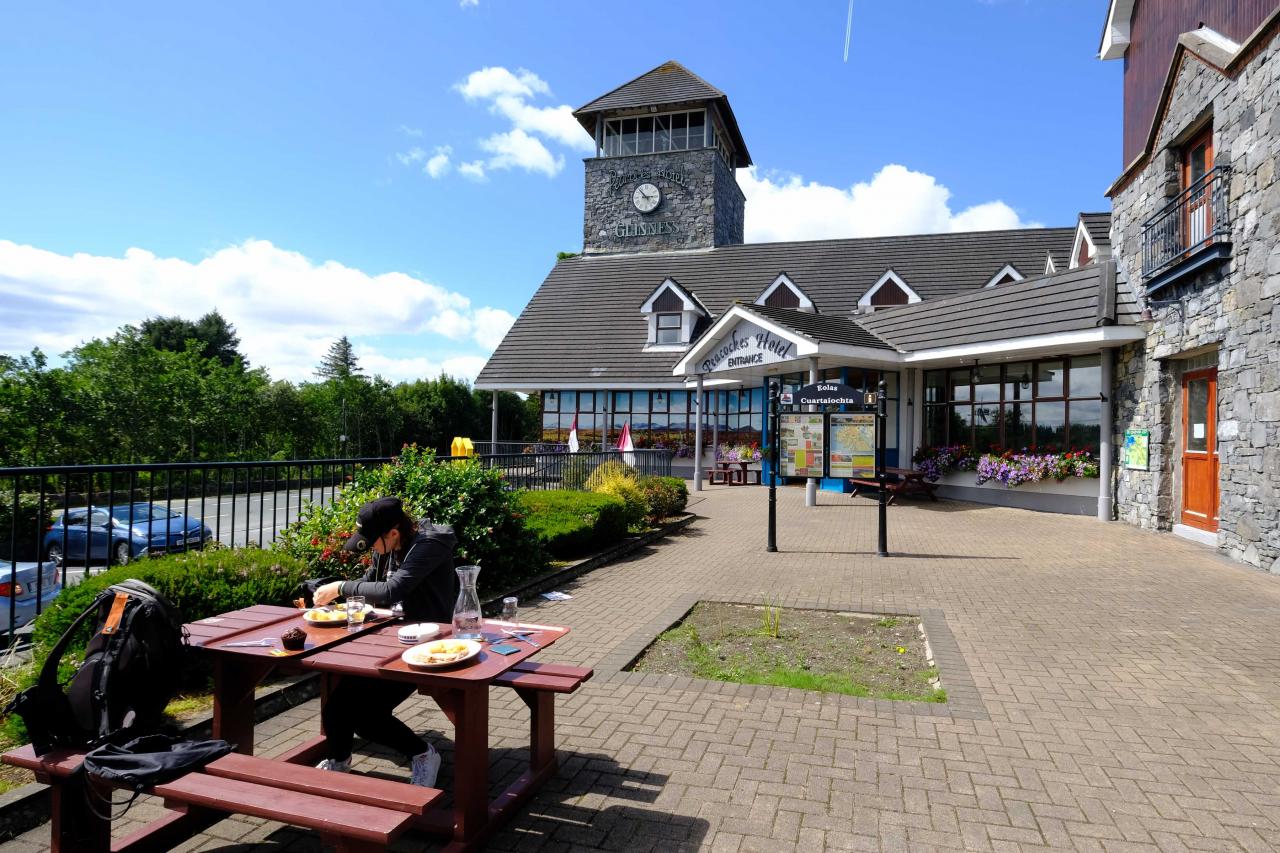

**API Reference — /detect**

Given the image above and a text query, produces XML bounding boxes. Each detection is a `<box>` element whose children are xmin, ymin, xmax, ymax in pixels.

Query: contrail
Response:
<box><xmin>843</xmin><ymin>0</ymin><xmax>854</xmax><ymax>62</ymax></box>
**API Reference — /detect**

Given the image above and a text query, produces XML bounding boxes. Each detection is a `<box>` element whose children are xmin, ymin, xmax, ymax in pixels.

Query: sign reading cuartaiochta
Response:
<box><xmin>794</xmin><ymin>382</ymin><xmax>862</xmax><ymax>406</ymax></box>
<box><xmin>700</xmin><ymin>321</ymin><xmax>796</xmax><ymax>374</ymax></box>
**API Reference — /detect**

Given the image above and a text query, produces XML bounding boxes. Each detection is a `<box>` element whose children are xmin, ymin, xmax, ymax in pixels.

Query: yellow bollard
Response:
<box><xmin>460</xmin><ymin>437</ymin><xmax>474</xmax><ymax>457</ymax></box>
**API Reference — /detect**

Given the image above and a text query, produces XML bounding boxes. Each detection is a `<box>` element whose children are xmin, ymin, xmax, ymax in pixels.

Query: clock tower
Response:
<box><xmin>573</xmin><ymin>61</ymin><xmax>750</xmax><ymax>255</ymax></box>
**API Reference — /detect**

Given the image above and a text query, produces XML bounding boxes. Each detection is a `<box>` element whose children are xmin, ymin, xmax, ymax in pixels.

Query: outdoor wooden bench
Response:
<box><xmin>494</xmin><ymin>659</ymin><xmax>593</xmax><ymax>693</ymax></box>
<box><xmin>849</xmin><ymin>468</ymin><xmax>939</xmax><ymax>505</ymax></box>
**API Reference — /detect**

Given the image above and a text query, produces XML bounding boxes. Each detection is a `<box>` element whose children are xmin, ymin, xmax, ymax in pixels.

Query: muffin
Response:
<box><xmin>280</xmin><ymin>627</ymin><xmax>307</xmax><ymax>651</ymax></box>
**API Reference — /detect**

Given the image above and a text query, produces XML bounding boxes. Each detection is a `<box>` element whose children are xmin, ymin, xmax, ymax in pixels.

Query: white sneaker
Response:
<box><xmin>315</xmin><ymin>757</ymin><xmax>352</xmax><ymax>773</ymax></box>
<box><xmin>410</xmin><ymin>744</ymin><xmax>440</xmax><ymax>788</ymax></box>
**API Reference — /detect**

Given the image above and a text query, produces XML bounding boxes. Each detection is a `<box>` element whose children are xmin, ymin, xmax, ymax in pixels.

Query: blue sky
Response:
<box><xmin>0</xmin><ymin>1</ymin><xmax>1120</xmax><ymax>382</ymax></box>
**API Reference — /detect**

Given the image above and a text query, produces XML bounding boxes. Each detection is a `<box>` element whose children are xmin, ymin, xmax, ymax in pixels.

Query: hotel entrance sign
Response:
<box><xmin>699</xmin><ymin>321</ymin><xmax>797</xmax><ymax>374</ymax></box>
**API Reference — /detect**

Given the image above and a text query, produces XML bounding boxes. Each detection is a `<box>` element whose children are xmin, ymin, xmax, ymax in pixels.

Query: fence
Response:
<box><xmin>1141</xmin><ymin>164</ymin><xmax>1231</xmax><ymax>280</ymax></box>
<box><xmin>0</xmin><ymin>449</ymin><xmax>673</xmax><ymax>636</ymax></box>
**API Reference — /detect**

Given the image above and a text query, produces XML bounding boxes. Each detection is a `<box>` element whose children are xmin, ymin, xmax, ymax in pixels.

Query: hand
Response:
<box><xmin>314</xmin><ymin>582</ymin><xmax>343</xmax><ymax>607</ymax></box>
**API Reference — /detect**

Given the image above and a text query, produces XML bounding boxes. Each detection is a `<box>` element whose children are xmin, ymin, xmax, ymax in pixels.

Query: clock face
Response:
<box><xmin>632</xmin><ymin>183</ymin><xmax>661</xmax><ymax>214</ymax></box>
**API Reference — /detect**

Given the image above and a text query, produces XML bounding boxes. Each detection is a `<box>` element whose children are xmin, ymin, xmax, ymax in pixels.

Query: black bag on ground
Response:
<box><xmin>295</xmin><ymin>575</ymin><xmax>342</xmax><ymax>608</ymax></box>
<box><xmin>81</xmin><ymin>733</ymin><xmax>232</xmax><ymax>817</ymax></box>
<box><xmin>4</xmin><ymin>579</ymin><xmax>188</xmax><ymax>756</ymax></box>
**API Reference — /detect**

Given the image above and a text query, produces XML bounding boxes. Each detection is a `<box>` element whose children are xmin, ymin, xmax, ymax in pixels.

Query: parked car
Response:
<box><xmin>43</xmin><ymin>503</ymin><xmax>213</xmax><ymax>565</ymax></box>
<box><xmin>0</xmin><ymin>559</ymin><xmax>61</xmax><ymax>634</ymax></box>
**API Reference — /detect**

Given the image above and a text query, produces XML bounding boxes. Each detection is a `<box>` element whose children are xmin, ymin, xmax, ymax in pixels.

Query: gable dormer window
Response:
<box><xmin>858</xmin><ymin>270</ymin><xmax>921</xmax><ymax>312</ymax></box>
<box><xmin>640</xmin><ymin>277</ymin><xmax>708</xmax><ymax>349</ymax></box>
<box><xmin>1069</xmin><ymin>221</ymin><xmax>1097</xmax><ymax>269</ymax></box>
<box><xmin>983</xmin><ymin>264</ymin><xmax>1025</xmax><ymax>288</ymax></box>
<box><xmin>755</xmin><ymin>273</ymin><xmax>815</xmax><ymax>312</ymax></box>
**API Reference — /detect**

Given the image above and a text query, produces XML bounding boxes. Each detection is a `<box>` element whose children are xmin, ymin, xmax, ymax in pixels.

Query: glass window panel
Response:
<box><xmin>632</xmin><ymin>391</ymin><xmax>649</xmax><ymax>414</ymax></box>
<box><xmin>670</xmin><ymin>112</ymin><xmax>687</xmax><ymax>150</ymax></box>
<box><xmin>1068</xmin><ymin>354</ymin><xmax>1101</xmax><ymax>399</ymax></box>
<box><xmin>576</xmin><ymin>413</ymin><xmax>595</xmax><ymax>432</ymax></box>
<box><xmin>949</xmin><ymin>369</ymin><xmax>971</xmax><ymax>402</ymax></box>
<box><xmin>577</xmin><ymin>392</ymin><xmax>593</xmax><ymax>413</ymax></box>
<box><xmin>613</xmin><ymin>391</ymin><xmax>630</xmax><ymax>413</ymax></box>
<box><xmin>883</xmin><ymin>371</ymin><xmax>899</xmax><ymax>398</ymax></box>
<box><xmin>670</xmin><ymin>391</ymin><xmax>688</xmax><ymax>414</ymax></box>
<box><xmin>925</xmin><ymin>371</ymin><xmax>946</xmax><ymax>404</ymax></box>
<box><xmin>974</xmin><ymin>365</ymin><xmax>1002</xmax><ymax>403</ymax></box>
<box><xmin>559</xmin><ymin>413</ymin><xmax>576</xmax><ymax>432</ymax></box>
<box><xmin>973</xmin><ymin>403</ymin><xmax>1000</xmax><ymax>453</ymax></box>
<box><xmin>949</xmin><ymin>404</ymin><xmax>974</xmax><ymax>447</ymax></box>
<box><xmin>886</xmin><ymin>402</ymin><xmax>899</xmax><ymax>449</ymax></box>
<box><xmin>622</xmin><ymin>118</ymin><xmax>637</xmax><ymax>155</ymax></box>
<box><xmin>749</xmin><ymin>414</ymin><xmax>763</xmax><ymax>433</ymax></box>
<box><xmin>1036</xmin><ymin>360</ymin><xmax>1065</xmax><ymax>399</ymax></box>
<box><xmin>751</xmin><ymin>388</ymin><xmax>763</xmax><ymax>412</ymax></box>
<box><xmin>543</xmin><ymin>391</ymin><xmax>558</xmax><ymax>413</ymax></box>
<box><xmin>924</xmin><ymin>405</ymin><xmax>947</xmax><ymax>447</ymax></box>
<box><xmin>740</xmin><ymin>390</ymin><xmax>751</xmax><ymax>413</ymax></box>
<box><xmin>1187</xmin><ymin>378</ymin><xmax>1209</xmax><ymax>452</ymax></box>
<box><xmin>596</xmin><ymin>392</ymin><xmax>607</xmax><ymax>412</ymax></box>
<box><xmin>1068</xmin><ymin>399</ymin><xmax>1101</xmax><ymax>451</ymax></box>
<box><xmin>541</xmin><ymin>414</ymin><xmax>559</xmax><ymax>442</ymax></box>
<box><xmin>822</xmin><ymin>368</ymin><xmax>843</xmax><ymax>381</ymax></box>
<box><xmin>1034</xmin><ymin>401</ymin><xmax>1066</xmax><ymax>450</ymax></box>
<box><xmin>669</xmin><ymin>409</ymin><xmax>688</xmax><ymax>431</ymax></box>
<box><xmin>688</xmin><ymin>111</ymin><xmax>705</xmax><ymax>146</ymax></box>
<box><xmin>1003</xmin><ymin>362</ymin><xmax>1032</xmax><ymax>403</ymax></box>
<box><xmin>612</xmin><ymin>413</ymin><xmax>632</xmax><ymax>430</ymax></box>
<box><xmin>726</xmin><ymin>390</ymin><xmax>739</xmax><ymax>413</ymax></box>
<box><xmin>654</xmin><ymin>114</ymin><xmax>671</xmax><ymax>151</ymax></box>
<box><xmin>651</xmin><ymin>391</ymin><xmax>668</xmax><ymax>413</ymax></box>
<box><xmin>1004</xmin><ymin>403</ymin><xmax>1033</xmax><ymax>451</ymax></box>
<box><xmin>604</xmin><ymin>121</ymin><xmax>619</xmax><ymax>156</ymax></box>
<box><xmin>636</xmin><ymin>116</ymin><xmax>653</xmax><ymax>154</ymax></box>
<box><xmin>656</xmin><ymin>313</ymin><xmax>681</xmax><ymax>328</ymax></box>
<box><xmin>649</xmin><ymin>413</ymin><xmax>668</xmax><ymax>430</ymax></box>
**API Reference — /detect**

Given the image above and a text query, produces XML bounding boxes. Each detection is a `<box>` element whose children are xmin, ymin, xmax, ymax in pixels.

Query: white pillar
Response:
<box><xmin>711</xmin><ymin>387</ymin><xmax>719</xmax><ymax>465</ymax></box>
<box><xmin>1098</xmin><ymin>350</ymin><xmax>1115</xmax><ymax>521</ymax></box>
<box><xmin>490</xmin><ymin>390</ymin><xmax>499</xmax><ymax>453</ymax></box>
<box><xmin>694</xmin><ymin>375</ymin><xmax>705</xmax><ymax>492</ymax></box>
<box><xmin>806</xmin><ymin>357</ymin><xmax>819</xmax><ymax>507</ymax></box>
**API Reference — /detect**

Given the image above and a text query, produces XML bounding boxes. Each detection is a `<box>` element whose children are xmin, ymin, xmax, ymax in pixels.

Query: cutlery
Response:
<box><xmin>503</xmin><ymin>629</ymin><xmax>540</xmax><ymax>648</ymax></box>
<box><xmin>223</xmin><ymin>638</ymin><xmax>276</xmax><ymax>648</ymax></box>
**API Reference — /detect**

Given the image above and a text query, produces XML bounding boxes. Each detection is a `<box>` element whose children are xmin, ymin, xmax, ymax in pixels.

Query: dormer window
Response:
<box><xmin>1069</xmin><ymin>221</ymin><xmax>1097</xmax><ymax>269</ymax></box>
<box><xmin>640</xmin><ymin>277</ymin><xmax>709</xmax><ymax>349</ymax></box>
<box><xmin>656</xmin><ymin>313</ymin><xmax>682</xmax><ymax>344</ymax></box>
<box><xmin>983</xmin><ymin>264</ymin><xmax>1025</xmax><ymax>288</ymax></box>
<box><xmin>755</xmin><ymin>273</ymin><xmax>815</xmax><ymax>312</ymax></box>
<box><xmin>858</xmin><ymin>270</ymin><xmax>921</xmax><ymax>312</ymax></box>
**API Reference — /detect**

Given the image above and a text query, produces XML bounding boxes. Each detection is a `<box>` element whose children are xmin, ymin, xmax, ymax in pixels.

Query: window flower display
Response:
<box><xmin>715</xmin><ymin>443</ymin><xmax>763</xmax><ymax>463</ymax></box>
<box><xmin>915</xmin><ymin>445</ymin><xmax>1099</xmax><ymax>488</ymax></box>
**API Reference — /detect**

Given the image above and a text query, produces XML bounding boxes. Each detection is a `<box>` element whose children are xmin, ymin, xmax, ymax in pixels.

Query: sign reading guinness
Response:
<box><xmin>615</xmin><ymin>220</ymin><xmax>683</xmax><ymax>238</ymax></box>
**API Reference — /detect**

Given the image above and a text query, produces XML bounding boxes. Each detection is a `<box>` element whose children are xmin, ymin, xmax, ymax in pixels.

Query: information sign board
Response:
<box><xmin>1123</xmin><ymin>429</ymin><xmax>1150</xmax><ymax>470</ymax></box>
<box><xmin>779</xmin><ymin>413</ymin><xmax>825</xmax><ymax>478</ymax></box>
<box><xmin>828</xmin><ymin>413</ymin><xmax>876</xmax><ymax>478</ymax></box>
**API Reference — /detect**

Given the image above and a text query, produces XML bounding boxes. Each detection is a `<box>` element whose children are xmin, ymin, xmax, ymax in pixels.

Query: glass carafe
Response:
<box><xmin>452</xmin><ymin>565</ymin><xmax>483</xmax><ymax>639</ymax></box>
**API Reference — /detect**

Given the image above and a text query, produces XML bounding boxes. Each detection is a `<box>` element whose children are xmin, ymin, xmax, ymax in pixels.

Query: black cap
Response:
<box><xmin>343</xmin><ymin>496</ymin><xmax>405</xmax><ymax>552</ymax></box>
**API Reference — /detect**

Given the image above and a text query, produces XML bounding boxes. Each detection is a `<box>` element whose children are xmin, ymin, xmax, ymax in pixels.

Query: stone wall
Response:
<box><xmin>1109</xmin><ymin>30</ymin><xmax>1280</xmax><ymax>570</ymax></box>
<box><xmin>582</xmin><ymin>148</ymin><xmax>744</xmax><ymax>254</ymax></box>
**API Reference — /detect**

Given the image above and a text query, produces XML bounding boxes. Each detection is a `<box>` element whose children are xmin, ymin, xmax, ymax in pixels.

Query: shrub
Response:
<box><xmin>636</xmin><ymin>475</ymin><xmax>689</xmax><ymax>523</ymax></box>
<box><xmin>589</xmin><ymin>471</ymin><xmax>647</xmax><ymax>531</ymax></box>
<box><xmin>516</xmin><ymin>490</ymin><xmax>629</xmax><ymax>558</ymax></box>
<box><xmin>584</xmin><ymin>460</ymin><xmax>636</xmax><ymax>490</ymax></box>
<box><xmin>275</xmin><ymin>445</ymin><xmax>546</xmax><ymax>594</ymax></box>
<box><xmin>560</xmin><ymin>456</ymin><xmax>593</xmax><ymax>490</ymax></box>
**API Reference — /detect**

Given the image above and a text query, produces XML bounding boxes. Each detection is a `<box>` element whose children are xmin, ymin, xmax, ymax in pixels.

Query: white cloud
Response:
<box><xmin>478</xmin><ymin>129</ymin><xmax>563</xmax><ymax>177</ymax></box>
<box><xmin>455</xmin><ymin>67</ymin><xmax>550</xmax><ymax>101</ymax></box>
<box><xmin>458</xmin><ymin>160</ymin><xmax>487</xmax><ymax>181</ymax></box>
<box><xmin>489</xmin><ymin>96</ymin><xmax>593</xmax><ymax>152</ymax></box>
<box><xmin>459</xmin><ymin>0</ymin><xmax>478</xmax><ymax>8</ymax></box>
<box><xmin>471</xmin><ymin>306</ymin><xmax>515</xmax><ymax>350</ymax></box>
<box><xmin>0</xmin><ymin>239</ymin><xmax>508</xmax><ymax>384</ymax></box>
<box><xmin>424</xmin><ymin>145</ymin><xmax>452</xmax><ymax>178</ymax></box>
<box><xmin>739</xmin><ymin>163</ymin><xmax>1039</xmax><ymax>243</ymax></box>
<box><xmin>395</xmin><ymin>146</ymin><xmax>426</xmax><ymax>166</ymax></box>
<box><xmin>398</xmin><ymin>124</ymin><xmax>424</xmax><ymax>137</ymax></box>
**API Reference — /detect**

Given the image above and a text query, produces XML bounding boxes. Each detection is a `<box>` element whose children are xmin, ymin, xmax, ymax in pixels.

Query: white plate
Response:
<box><xmin>401</xmin><ymin>639</ymin><xmax>482</xmax><ymax>669</ymax></box>
<box><xmin>302</xmin><ymin>608</ymin><xmax>362</xmax><ymax>626</ymax></box>
<box><xmin>397</xmin><ymin>622</ymin><xmax>440</xmax><ymax>643</ymax></box>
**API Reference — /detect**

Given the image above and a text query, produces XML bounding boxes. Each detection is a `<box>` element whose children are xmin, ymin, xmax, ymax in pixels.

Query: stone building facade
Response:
<box><xmin>1108</xmin><ymin>22</ymin><xmax>1280</xmax><ymax>569</ymax></box>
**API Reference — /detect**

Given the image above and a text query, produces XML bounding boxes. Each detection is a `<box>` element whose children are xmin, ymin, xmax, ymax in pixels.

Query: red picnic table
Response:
<box><xmin>3</xmin><ymin>604</ymin><xmax>591</xmax><ymax>853</ymax></box>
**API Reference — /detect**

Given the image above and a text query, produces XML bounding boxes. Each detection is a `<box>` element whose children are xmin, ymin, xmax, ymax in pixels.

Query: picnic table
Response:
<box><xmin>3</xmin><ymin>604</ymin><xmax>591</xmax><ymax>853</ymax></box>
<box><xmin>705</xmin><ymin>460</ymin><xmax>761</xmax><ymax>485</ymax></box>
<box><xmin>848</xmin><ymin>466</ymin><xmax>939</xmax><ymax>504</ymax></box>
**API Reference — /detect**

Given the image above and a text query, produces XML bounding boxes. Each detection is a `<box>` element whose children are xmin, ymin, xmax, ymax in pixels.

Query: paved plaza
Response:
<box><xmin>7</xmin><ymin>484</ymin><xmax>1280</xmax><ymax>852</ymax></box>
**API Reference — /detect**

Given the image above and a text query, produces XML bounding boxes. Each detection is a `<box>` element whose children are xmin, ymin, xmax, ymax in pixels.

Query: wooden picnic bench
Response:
<box><xmin>848</xmin><ymin>466</ymin><xmax>939</xmax><ymax>505</ymax></box>
<box><xmin>705</xmin><ymin>461</ymin><xmax>761</xmax><ymax>485</ymax></box>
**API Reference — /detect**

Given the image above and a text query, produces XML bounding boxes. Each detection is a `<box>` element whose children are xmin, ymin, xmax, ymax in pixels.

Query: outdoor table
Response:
<box><xmin>848</xmin><ymin>466</ymin><xmax>938</xmax><ymax>504</ymax></box>
<box><xmin>186</xmin><ymin>604</ymin><xmax>577</xmax><ymax>851</ymax></box>
<box><xmin>709</xmin><ymin>460</ymin><xmax>760</xmax><ymax>485</ymax></box>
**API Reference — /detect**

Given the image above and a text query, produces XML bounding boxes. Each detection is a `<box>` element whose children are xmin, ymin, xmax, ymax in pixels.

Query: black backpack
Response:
<box><xmin>7</xmin><ymin>579</ymin><xmax>188</xmax><ymax>756</ymax></box>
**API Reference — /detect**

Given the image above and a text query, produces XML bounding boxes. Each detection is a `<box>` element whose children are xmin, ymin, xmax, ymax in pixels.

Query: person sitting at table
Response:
<box><xmin>311</xmin><ymin>496</ymin><xmax>457</xmax><ymax>787</ymax></box>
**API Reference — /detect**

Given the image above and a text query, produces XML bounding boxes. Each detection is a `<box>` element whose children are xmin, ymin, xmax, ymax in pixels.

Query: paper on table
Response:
<box><xmin>540</xmin><ymin>591</ymin><xmax>573</xmax><ymax>601</ymax></box>
<box><xmin>487</xmin><ymin>619</ymin><xmax>560</xmax><ymax>632</ymax></box>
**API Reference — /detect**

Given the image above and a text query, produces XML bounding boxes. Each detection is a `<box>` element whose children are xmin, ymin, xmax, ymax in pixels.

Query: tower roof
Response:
<box><xmin>573</xmin><ymin>60</ymin><xmax>752</xmax><ymax>167</ymax></box>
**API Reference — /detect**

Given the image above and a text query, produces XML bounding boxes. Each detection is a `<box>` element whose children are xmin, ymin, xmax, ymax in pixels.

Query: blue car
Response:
<box><xmin>43</xmin><ymin>503</ymin><xmax>213</xmax><ymax>565</ymax></box>
<box><xmin>0</xmin><ymin>560</ymin><xmax>62</xmax><ymax>635</ymax></box>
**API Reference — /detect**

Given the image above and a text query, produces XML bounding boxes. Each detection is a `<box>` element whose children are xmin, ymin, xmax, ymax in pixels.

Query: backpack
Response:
<box><xmin>6</xmin><ymin>579</ymin><xmax>188</xmax><ymax>756</ymax></box>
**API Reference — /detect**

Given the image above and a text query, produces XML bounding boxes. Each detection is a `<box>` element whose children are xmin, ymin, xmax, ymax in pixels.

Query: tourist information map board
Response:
<box><xmin>828</xmin><ymin>413</ymin><xmax>875</xmax><ymax>478</ymax></box>
<box><xmin>779</xmin><ymin>413</ymin><xmax>825</xmax><ymax>478</ymax></box>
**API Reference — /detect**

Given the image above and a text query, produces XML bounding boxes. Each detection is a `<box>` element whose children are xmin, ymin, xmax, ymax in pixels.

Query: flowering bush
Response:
<box><xmin>974</xmin><ymin>449</ymin><xmax>1099</xmax><ymax>488</ymax></box>
<box><xmin>716</xmin><ymin>443</ymin><xmax>762</xmax><ymax>463</ymax></box>
<box><xmin>911</xmin><ymin>445</ymin><xmax>976</xmax><ymax>482</ymax></box>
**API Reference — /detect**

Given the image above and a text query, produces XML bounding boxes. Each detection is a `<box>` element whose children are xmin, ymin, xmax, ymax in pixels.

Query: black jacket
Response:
<box><xmin>339</xmin><ymin>523</ymin><xmax>457</xmax><ymax>624</ymax></box>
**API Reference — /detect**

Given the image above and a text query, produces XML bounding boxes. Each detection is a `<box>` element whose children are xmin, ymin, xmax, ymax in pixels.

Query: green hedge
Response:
<box><xmin>516</xmin><ymin>490</ymin><xmax>629</xmax><ymax>558</ymax></box>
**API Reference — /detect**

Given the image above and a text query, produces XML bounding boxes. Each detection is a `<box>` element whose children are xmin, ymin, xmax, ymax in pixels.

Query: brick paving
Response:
<box><xmin>7</xmin><ymin>484</ymin><xmax>1280</xmax><ymax>851</ymax></box>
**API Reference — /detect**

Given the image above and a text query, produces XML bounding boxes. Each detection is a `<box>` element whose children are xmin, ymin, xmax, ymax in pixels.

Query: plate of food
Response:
<box><xmin>402</xmin><ymin>638</ymin><xmax>482</xmax><ymax>669</ymax></box>
<box><xmin>302</xmin><ymin>607</ymin><xmax>349</xmax><ymax>626</ymax></box>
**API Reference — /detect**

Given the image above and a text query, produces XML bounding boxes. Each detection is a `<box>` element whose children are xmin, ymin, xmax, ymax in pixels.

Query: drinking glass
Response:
<box><xmin>501</xmin><ymin>596</ymin><xmax>518</xmax><ymax>624</ymax></box>
<box><xmin>345</xmin><ymin>595</ymin><xmax>366</xmax><ymax>630</ymax></box>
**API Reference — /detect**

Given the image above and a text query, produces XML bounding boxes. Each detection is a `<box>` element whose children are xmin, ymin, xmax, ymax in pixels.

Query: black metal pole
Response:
<box><xmin>767</xmin><ymin>381</ymin><xmax>779</xmax><ymax>553</ymax></box>
<box><xmin>876</xmin><ymin>378</ymin><xmax>889</xmax><ymax>557</ymax></box>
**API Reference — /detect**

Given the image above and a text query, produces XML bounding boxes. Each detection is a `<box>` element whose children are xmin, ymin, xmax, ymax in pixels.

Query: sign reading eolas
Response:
<box><xmin>701</xmin><ymin>321</ymin><xmax>796</xmax><ymax>373</ymax></box>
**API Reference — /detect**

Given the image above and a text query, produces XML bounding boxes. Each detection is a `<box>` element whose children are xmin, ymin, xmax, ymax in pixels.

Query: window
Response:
<box><xmin>656</xmin><ymin>313</ymin><xmax>682</xmax><ymax>344</ymax></box>
<box><xmin>858</xmin><ymin>270</ymin><xmax>921</xmax><ymax>311</ymax></box>
<box><xmin>603</xmin><ymin>109</ymin><xmax>710</xmax><ymax>157</ymax></box>
<box><xmin>922</xmin><ymin>355</ymin><xmax>1104</xmax><ymax>453</ymax></box>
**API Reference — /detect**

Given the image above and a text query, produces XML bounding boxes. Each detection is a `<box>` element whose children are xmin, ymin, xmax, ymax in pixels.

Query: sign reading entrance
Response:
<box><xmin>700</xmin><ymin>321</ymin><xmax>797</xmax><ymax>374</ymax></box>
<box><xmin>828</xmin><ymin>413</ymin><xmax>876</xmax><ymax>478</ymax></box>
<box><xmin>794</xmin><ymin>382</ymin><xmax>861</xmax><ymax>407</ymax></box>
<box><xmin>779</xmin><ymin>413</ymin><xmax>825</xmax><ymax>478</ymax></box>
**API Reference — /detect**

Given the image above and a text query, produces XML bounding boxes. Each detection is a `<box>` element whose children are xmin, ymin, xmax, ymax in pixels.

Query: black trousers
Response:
<box><xmin>322</xmin><ymin>677</ymin><xmax>431</xmax><ymax>762</ymax></box>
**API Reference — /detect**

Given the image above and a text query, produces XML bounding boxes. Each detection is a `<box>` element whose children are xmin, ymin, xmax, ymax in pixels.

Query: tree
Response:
<box><xmin>141</xmin><ymin>310</ymin><xmax>244</xmax><ymax>368</ymax></box>
<box><xmin>316</xmin><ymin>336</ymin><xmax>363</xmax><ymax>380</ymax></box>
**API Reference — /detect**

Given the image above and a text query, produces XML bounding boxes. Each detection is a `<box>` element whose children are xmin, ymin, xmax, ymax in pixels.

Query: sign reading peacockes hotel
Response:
<box><xmin>700</xmin><ymin>321</ymin><xmax>795</xmax><ymax>373</ymax></box>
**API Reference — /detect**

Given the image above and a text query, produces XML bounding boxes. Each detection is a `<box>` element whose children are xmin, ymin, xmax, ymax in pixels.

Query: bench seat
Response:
<box><xmin>495</xmin><ymin>660</ymin><xmax>593</xmax><ymax>693</ymax></box>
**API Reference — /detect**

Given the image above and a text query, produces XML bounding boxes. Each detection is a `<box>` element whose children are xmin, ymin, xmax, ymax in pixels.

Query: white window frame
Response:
<box><xmin>983</xmin><ymin>264</ymin><xmax>1025</xmax><ymax>289</ymax></box>
<box><xmin>754</xmin><ymin>273</ymin><xmax>815</xmax><ymax>312</ymax></box>
<box><xmin>1068</xmin><ymin>221</ymin><xmax>1097</xmax><ymax>269</ymax></box>
<box><xmin>640</xmin><ymin>278</ymin><xmax>709</xmax><ymax>349</ymax></box>
<box><xmin>857</xmin><ymin>270</ymin><xmax>921</xmax><ymax>312</ymax></box>
<box><xmin>655</xmin><ymin>312</ymin><xmax>683</xmax><ymax>344</ymax></box>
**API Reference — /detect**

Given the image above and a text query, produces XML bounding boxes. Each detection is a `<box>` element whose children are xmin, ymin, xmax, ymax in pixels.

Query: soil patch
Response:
<box><xmin>629</xmin><ymin>601</ymin><xmax>944</xmax><ymax>703</ymax></box>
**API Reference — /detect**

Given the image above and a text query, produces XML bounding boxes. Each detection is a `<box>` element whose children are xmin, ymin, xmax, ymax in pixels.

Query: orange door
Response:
<box><xmin>1183</xmin><ymin>129</ymin><xmax>1214</xmax><ymax>252</ymax></box>
<box><xmin>1180</xmin><ymin>368</ymin><xmax>1218</xmax><ymax>531</ymax></box>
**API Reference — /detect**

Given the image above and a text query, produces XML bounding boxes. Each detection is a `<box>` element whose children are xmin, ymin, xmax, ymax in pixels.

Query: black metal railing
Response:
<box><xmin>1141</xmin><ymin>165</ymin><xmax>1231</xmax><ymax>280</ymax></box>
<box><xmin>0</xmin><ymin>449</ymin><xmax>674</xmax><ymax>635</ymax></box>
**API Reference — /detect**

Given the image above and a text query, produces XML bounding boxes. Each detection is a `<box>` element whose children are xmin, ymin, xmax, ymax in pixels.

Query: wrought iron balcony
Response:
<box><xmin>1141</xmin><ymin>165</ymin><xmax>1231</xmax><ymax>283</ymax></box>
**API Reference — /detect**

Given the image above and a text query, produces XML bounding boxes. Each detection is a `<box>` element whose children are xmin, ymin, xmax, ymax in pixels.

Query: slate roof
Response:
<box><xmin>1080</xmin><ymin>212</ymin><xmax>1112</xmax><ymax>250</ymax></box>
<box><xmin>858</xmin><ymin>262</ymin><xmax>1141</xmax><ymax>353</ymax></box>
<box><xmin>476</xmin><ymin>226</ymin><xmax>1076</xmax><ymax>388</ymax></box>
<box><xmin>573</xmin><ymin>61</ymin><xmax>752</xmax><ymax>168</ymax></box>
<box><xmin>738</xmin><ymin>303</ymin><xmax>894</xmax><ymax>351</ymax></box>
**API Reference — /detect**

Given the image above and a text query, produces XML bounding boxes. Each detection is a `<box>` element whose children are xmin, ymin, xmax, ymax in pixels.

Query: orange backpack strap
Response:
<box><xmin>102</xmin><ymin>593</ymin><xmax>130</xmax><ymax>635</ymax></box>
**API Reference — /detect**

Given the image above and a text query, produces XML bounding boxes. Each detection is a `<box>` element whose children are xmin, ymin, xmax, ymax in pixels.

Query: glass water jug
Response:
<box><xmin>452</xmin><ymin>565</ymin><xmax>483</xmax><ymax>639</ymax></box>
